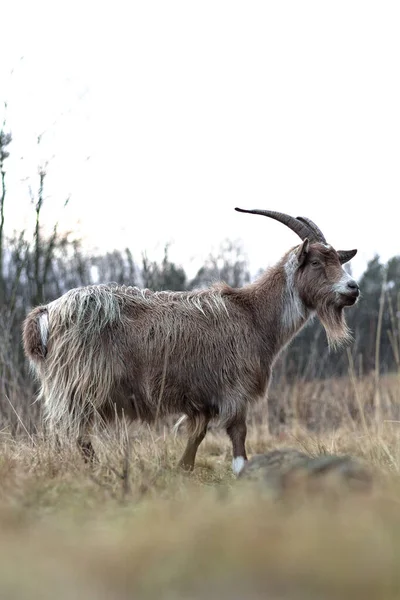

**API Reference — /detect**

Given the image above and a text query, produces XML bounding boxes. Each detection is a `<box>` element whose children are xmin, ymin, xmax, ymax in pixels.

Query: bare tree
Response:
<box><xmin>0</xmin><ymin>108</ymin><xmax>12</xmax><ymax>303</ymax></box>
<box><xmin>190</xmin><ymin>239</ymin><xmax>250</xmax><ymax>289</ymax></box>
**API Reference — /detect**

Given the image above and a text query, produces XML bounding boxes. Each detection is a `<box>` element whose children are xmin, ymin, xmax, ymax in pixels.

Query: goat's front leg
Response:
<box><xmin>178</xmin><ymin>417</ymin><xmax>209</xmax><ymax>471</ymax></box>
<box><xmin>226</xmin><ymin>415</ymin><xmax>248</xmax><ymax>475</ymax></box>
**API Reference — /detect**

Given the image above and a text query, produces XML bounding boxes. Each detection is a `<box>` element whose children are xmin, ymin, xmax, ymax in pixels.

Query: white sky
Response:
<box><xmin>1</xmin><ymin>0</ymin><xmax>400</xmax><ymax>280</ymax></box>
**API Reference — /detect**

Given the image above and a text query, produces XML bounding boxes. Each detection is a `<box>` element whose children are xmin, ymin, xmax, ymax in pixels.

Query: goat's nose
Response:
<box><xmin>347</xmin><ymin>280</ymin><xmax>359</xmax><ymax>292</ymax></box>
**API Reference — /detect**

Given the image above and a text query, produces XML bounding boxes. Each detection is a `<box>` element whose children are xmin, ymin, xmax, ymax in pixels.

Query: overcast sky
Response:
<box><xmin>1</xmin><ymin>1</ymin><xmax>399</xmax><ymax>280</ymax></box>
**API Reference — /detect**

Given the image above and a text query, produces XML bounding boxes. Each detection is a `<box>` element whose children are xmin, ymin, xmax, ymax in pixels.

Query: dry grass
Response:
<box><xmin>0</xmin><ymin>374</ymin><xmax>400</xmax><ymax>599</ymax></box>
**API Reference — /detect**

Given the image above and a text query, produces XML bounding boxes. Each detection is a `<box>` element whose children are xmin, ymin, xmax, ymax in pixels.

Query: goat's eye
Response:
<box><xmin>310</xmin><ymin>260</ymin><xmax>320</xmax><ymax>267</ymax></box>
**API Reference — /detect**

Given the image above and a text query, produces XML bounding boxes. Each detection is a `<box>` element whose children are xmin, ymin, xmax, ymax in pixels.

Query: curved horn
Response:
<box><xmin>338</xmin><ymin>249</ymin><xmax>357</xmax><ymax>264</ymax></box>
<box><xmin>235</xmin><ymin>208</ymin><xmax>313</xmax><ymax>242</ymax></box>
<box><xmin>296</xmin><ymin>216</ymin><xmax>327</xmax><ymax>244</ymax></box>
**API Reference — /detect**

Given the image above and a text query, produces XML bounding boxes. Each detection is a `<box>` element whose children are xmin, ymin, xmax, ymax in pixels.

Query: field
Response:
<box><xmin>0</xmin><ymin>372</ymin><xmax>399</xmax><ymax>599</ymax></box>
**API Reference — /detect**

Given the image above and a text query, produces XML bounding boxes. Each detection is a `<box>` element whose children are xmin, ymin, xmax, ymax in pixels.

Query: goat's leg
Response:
<box><xmin>77</xmin><ymin>416</ymin><xmax>95</xmax><ymax>464</ymax></box>
<box><xmin>178</xmin><ymin>417</ymin><xmax>209</xmax><ymax>471</ymax></box>
<box><xmin>78</xmin><ymin>434</ymin><xmax>95</xmax><ymax>464</ymax></box>
<box><xmin>226</xmin><ymin>416</ymin><xmax>248</xmax><ymax>475</ymax></box>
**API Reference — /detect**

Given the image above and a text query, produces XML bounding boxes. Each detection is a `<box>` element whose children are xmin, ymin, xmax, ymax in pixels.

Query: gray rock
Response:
<box><xmin>238</xmin><ymin>448</ymin><xmax>310</xmax><ymax>483</ymax></box>
<box><xmin>238</xmin><ymin>448</ymin><xmax>373</xmax><ymax>498</ymax></box>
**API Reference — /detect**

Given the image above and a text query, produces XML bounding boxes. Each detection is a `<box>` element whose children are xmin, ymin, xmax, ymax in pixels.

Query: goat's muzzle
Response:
<box><xmin>338</xmin><ymin>280</ymin><xmax>360</xmax><ymax>307</ymax></box>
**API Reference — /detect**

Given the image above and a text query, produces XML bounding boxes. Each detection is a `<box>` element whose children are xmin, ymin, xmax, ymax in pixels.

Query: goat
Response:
<box><xmin>22</xmin><ymin>209</ymin><xmax>359</xmax><ymax>473</ymax></box>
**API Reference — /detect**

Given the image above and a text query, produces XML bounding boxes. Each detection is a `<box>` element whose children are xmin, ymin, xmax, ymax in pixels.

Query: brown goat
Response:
<box><xmin>22</xmin><ymin>209</ymin><xmax>359</xmax><ymax>473</ymax></box>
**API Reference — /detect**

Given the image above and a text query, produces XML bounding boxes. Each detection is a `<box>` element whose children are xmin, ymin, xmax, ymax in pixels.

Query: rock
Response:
<box><xmin>237</xmin><ymin>448</ymin><xmax>310</xmax><ymax>483</ymax></box>
<box><xmin>238</xmin><ymin>448</ymin><xmax>373</xmax><ymax>498</ymax></box>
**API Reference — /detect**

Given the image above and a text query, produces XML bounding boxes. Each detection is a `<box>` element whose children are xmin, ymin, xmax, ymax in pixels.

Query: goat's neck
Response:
<box><xmin>252</xmin><ymin>251</ymin><xmax>311</xmax><ymax>355</ymax></box>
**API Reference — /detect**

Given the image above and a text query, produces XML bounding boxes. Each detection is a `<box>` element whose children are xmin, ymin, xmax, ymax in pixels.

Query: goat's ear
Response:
<box><xmin>338</xmin><ymin>249</ymin><xmax>357</xmax><ymax>264</ymax></box>
<box><xmin>296</xmin><ymin>238</ymin><xmax>309</xmax><ymax>266</ymax></box>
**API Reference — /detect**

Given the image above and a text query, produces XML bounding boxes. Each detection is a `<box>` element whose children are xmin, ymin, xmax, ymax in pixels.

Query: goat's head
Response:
<box><xmin>235</xmin><ymin>208</ymin><xmax>359</xmax><ymax>347</ymax></box>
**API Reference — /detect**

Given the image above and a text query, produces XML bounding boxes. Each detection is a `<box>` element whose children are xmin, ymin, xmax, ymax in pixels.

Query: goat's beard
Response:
<box><xmin>316</xmin><ymin>301</ymin><xmax>353</xmax><ymax>350</ymax></box>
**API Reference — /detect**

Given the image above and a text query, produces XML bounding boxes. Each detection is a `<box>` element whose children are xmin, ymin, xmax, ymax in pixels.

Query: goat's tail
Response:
<box><xmin>22</xmin><ymin>306</ymin><xmax>49</xmax><ymax>363</ymax></box>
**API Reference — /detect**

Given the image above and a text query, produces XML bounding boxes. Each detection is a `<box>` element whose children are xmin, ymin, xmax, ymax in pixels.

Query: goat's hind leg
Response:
<box><xmin>77</xmin><ymin>414</ymin><xmax>96</xmax><ymax>464</ymax></box>
<box><xmin>46</xmin><ymin>420</ymin><xmax>95</xmax><ymax>464</ymax></box>
<box><xmin>178</xmin><ymin>415</ymin><xmax>209</xmax><ymax>472</ymax></box>
<box><xmin>77</xmin><ymin>433</ymin><xmax>95</xmax><ymax>464</ymax></box>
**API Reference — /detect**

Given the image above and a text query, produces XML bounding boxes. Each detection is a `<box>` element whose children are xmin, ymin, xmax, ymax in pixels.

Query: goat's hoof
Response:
<box><xmin>177</xmin><ymin>461</ymin><xmax>194</xmax><ymax>473</ymax></box>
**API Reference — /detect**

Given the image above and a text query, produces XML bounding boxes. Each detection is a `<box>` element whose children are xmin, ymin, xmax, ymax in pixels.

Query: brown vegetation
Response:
<box><xmin>0</xmin><ymin>372</ymin><xmax>398</xmax><ymax>599</ymax></box>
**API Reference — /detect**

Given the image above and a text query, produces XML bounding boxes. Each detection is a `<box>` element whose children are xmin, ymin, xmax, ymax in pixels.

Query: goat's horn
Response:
<box><xmin>295</xmin><ymin>216</ymin><xmax>327</xmax><ymax>244</ymax></box>
<box><xmin>235</xmin><ymin>208</ymin><xmax>313</xmax><ymax>242</ymax></box>
<box><xmin>338</xmin><ymin>249</ymin><xmax>357</xmax><ymax>264</ymax></box>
